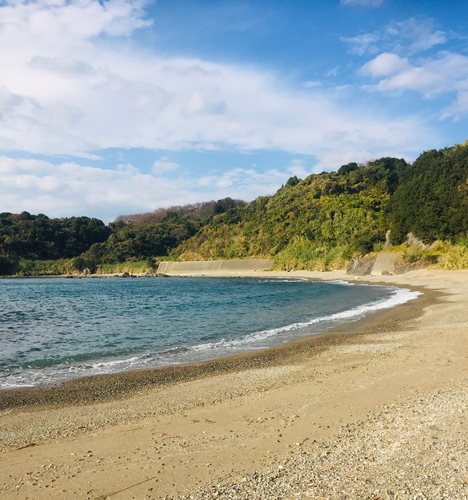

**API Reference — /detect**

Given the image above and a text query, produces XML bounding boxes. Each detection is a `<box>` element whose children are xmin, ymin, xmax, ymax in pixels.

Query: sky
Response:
<box><xmin>1</xmin><ymin>0</ymin><xmax>467</xmax><ymax>222</ymax></box>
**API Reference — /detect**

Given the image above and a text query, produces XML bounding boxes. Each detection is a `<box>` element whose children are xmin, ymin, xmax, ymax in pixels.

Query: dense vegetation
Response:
<box><xmin>1</xmin><ymin>142</ymin><xmax>468</xmax><ymax>275</ymax></box>
<box><xmin>388</xmin><ymin>142</ymin><xmax>468</xmax><ymax>244</ymax></box>
<box><xmin>0</xmin><ymin>213</ymin><xmax>110</xmax><ymax>275</ymax></box>
<box><xmin>0</xmin><ymin>198</ymin><xmax>246</xmax><ymax>275</ymax></box>
<box><xmin>173</xmin><ymin>157</ymin><xmax>408</xmax><ymax>270</ymax></box>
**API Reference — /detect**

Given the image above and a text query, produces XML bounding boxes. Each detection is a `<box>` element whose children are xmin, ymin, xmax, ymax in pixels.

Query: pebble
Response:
<box><xmin>163</xmin><ymin>380</ymin><xmax>468</xmax><ymax>500</ymax></box>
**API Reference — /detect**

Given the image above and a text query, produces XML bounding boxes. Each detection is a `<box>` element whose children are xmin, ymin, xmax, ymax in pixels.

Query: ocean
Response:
<box><xmin>0</xmin><ymin>276</ymin><xmax>420</xmax><ymax>389</ymax></box>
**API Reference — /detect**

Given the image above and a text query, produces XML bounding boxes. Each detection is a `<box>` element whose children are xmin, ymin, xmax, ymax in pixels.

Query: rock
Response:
<box><xmin>346</xmin><ymin>255</ymin><xmax>376</xmax><ymax>276</ymax></box>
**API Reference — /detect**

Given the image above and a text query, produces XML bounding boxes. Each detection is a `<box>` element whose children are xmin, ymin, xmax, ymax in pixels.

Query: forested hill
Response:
<box><xmin>389</xmin><ymin>144</ymin><xmax>468</xmax><ymax>243</ymax></box>
<box><xmin>0</xmin><ymin>215</ymin><xmax>110</xmax><ymax>274</ymax></box>
<box><xmin>0</xmin><ymin>198</ymin><xmax>246</xmax><ymax>275</ymax></box>
<box><xmin>174</xmin><ymin>157</ymin><xmax>405</xmax><ymax>269</ymax></box>
<box><xmin>1</xmin><ymin>141</ymin><xmax>468</xmax><ymax>275</ymax></box>
<box><xmin>174</xmin><ymin>142</ymin><xmax>468</xmax><ymax>269</ymax></box>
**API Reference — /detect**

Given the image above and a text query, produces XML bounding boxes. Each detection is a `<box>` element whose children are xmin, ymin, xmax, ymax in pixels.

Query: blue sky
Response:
<box><xmin>1</xmin><ymin>0</ymin><xmax>467</xmax><ymax>222</ymax></box>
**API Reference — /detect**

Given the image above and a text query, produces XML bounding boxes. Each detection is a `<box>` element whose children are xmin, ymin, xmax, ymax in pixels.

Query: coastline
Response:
<box><xmin>1</xmin><ymin>269</ymin><xmax>468</xmax><ymax>499</ymax></box>
<box><xmin>0</xmin><ymin>271</ymin><xmax>424</xmax><ymax>409</ymax></box>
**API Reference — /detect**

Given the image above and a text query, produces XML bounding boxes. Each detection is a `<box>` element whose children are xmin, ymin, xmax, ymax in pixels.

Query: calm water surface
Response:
<box><xmin>0</xmin><ymin>277</ymin><xmax>420</xmax><ymax>388</ymax></box>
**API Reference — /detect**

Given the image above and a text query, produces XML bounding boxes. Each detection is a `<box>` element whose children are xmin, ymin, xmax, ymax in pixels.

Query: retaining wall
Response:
<box><xmin>370</xmin><ymin>253</ymin><xmax>400</xmax><ymax>276</ymax></box>
<box><xmin>157</xmin><ymin>259</ymin><xmax>273</xmax><ymax>276</ymax></box>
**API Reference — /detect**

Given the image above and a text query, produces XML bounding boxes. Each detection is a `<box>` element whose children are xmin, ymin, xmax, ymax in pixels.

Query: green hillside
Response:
<box><xmin>174</xmin><ymin>157</ymin><xmax>406</xmax><ymax>270</ymax></box>
<box><xmin>1</xmin><ymin>141</ymin><xmax>468</xmax><ymax>275</ymax></box>
<box><xmin>0</xmin><ymin>214</ymin><xmax>110</xmax><ymax>275</ymax></box>
<box><xmin>172</xmin><ymin>142</ymin><xmax>468</xmax><ymax>271</ymax></box>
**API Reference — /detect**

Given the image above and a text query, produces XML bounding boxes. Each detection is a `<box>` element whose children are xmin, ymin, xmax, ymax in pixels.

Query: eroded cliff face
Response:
<box><xmin>346</xmin><ymin>252</ymin><xmax>431</xmax><ymax>276</ymax></box>
<box><xmin>346</xmin><ymin>231</ymin><xmax>439</xmax><ymax>276</ymax></box>
<box><xmin>346</xmin><ymin>254</ymin><xmax>377</xmax><ymax>276</ymax></box>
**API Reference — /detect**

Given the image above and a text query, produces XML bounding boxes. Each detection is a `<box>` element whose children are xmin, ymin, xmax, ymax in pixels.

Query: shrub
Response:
<box><xmin>440</xmin><ymin>245</ymin><xmax>468</xmax><ymax>269</ymax></box>
<box><xmin>402</xmin><ymin>245</ymin><xmax>424</xmax><ymax>264</ymax></box>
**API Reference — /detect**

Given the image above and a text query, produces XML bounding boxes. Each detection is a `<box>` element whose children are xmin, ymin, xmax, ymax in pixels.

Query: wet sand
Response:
<box><xmin>1</xmin><ymin>269</ymin><xmax>468</xmax><ymax>499</ymax></box>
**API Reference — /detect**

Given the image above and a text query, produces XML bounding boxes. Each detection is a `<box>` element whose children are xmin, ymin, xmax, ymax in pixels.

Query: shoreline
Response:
<box><xmin>2</xmin><ymin>268</ymin><xmax>468</xmax><ymax>499</ymax></box>
<box><xmin>0</xmin><ymin>272</ymin><xmax>426</xmax><ymax>409</ymax></box>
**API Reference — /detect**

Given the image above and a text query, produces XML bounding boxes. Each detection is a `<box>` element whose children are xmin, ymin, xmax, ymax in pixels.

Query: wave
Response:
<box><xmin>184</xmin><ymin>285</ymin><xmax>419</xmax><ymax>351</ymax></box>
<box><xmin>0</xmin><ymin>285</ymin><xmax>420</xmax><ymax>389</ymax></box>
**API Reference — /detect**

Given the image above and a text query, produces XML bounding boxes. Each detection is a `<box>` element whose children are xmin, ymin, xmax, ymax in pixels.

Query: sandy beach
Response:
<box><xmin>1</xmin><ymin>269</ymin><xmax>468</xmax><ymax>500</ymax></box>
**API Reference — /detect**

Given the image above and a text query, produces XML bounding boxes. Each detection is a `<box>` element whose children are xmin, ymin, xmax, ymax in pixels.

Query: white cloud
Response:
<box><xmin>390</xmin><ymin>18</ymin><xmax>447</xmax><ymax>54</ymax></box>
<box><xmin>360</xmin><ymin>53</ymin><xmax>410</xmax><ymax>77</ymax></box>
<box><xmin>441</xmin><ymin>88</ymin><xmax>468</xmax><ymax>121</ymax></box>
<box><xmin>341</xmin><ymin>0</ymin><xmax>383</xmax><ymax>7</ymax></box>
<box><xmin>375</xmin><ymin>67</ymin><xmax>442</xmax><ymax>94</ymax></box>
<box><xmin>28</xmin><ymin>56</ymin><xmax>94</xmax><ymax>76</ymax></box>
<box><xmin>0</xmin><ymin>0</ymin><xmax>151</xmax><ymax>44</ymax></box>
<box><xmin>341</xmin><ymin>34</ymin><xmax>380</xmax><ymax>56</ymax></box>
<box><xmin>360</xmin><ymin>51</ymin><xmax>468</xmax><ymax>109</ymax></box>
<box><xmin>186</xmin><ymin>91</ymin><xmax>227</xmax><ymax>115</ymax></box>
<box><xmin>342</xmin><ymin>18</ymin><xmax>448</xmax><ymax>57</ymax></box>
<box><xmin>152</xmin><ymin>157</ymin><xmax>179</xmax><ymax>173</ymax></box>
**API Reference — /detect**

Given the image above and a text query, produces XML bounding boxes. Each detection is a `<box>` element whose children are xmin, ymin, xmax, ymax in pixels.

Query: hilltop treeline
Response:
<box><xmin>389</xmin><ymin>144</ymin><xmax>468</xmax><ymax>243</ymax></box>
<box><xmin>115</xmin><ymin>198</ymin><xmax>247</xmax><ymax>225</ymax></box>
<box><xmin>1</xmin><ymin>142</ymin><xmax>468</xmax><ymax>275</ymax></box>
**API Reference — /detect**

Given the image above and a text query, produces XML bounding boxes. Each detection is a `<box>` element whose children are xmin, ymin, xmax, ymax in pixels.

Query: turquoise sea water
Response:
<box><xmin>0</xmin><ymin>277</ymin><xmax>420</xmax><ymax>389</ymax></box>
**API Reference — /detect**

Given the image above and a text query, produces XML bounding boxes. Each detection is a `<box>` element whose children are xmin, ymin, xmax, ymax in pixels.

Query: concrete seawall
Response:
<box><xmin>157</xmin><ymin>259</ymin><xmax>273</xmax><ymax>276</ymax></box>
<box><xmin>371</xmin><ymin>253</ymin><xmax>400</xmax><ymax>276</ymax></box>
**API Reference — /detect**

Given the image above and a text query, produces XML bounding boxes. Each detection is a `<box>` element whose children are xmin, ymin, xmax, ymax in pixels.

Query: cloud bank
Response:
<box><xmin>0</xmin><ymin>156</ymin><xmax>296</xmax><ymax>222</ymax></box>
<box><xmin>0</xmin><ymin>1</ymin><xmax>464</xmax><ymax>220</ymax></box>
<box><xmin>0</xmin><ymin>0</ymin><xmax>433</xmax><ymax>161</ymax></box>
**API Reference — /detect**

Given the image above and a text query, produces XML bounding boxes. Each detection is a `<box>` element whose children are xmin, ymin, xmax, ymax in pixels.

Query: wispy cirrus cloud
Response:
<box><xmin>346</xmin><ymin>17</ymin><xmax>468</xmax><ymax>120</ymax></box>
<box><xmin>342</xmin><ymin>18</ymin><xmax>448</xmax><ymax>56</ymax></box>
<box><xmin>340</xmin><ymin>0</ymin><xmax>383</xmax><ymax>7</ymax></box>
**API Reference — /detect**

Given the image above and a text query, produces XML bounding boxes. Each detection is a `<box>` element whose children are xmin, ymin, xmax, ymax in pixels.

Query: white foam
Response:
<box><xmin>0</xmin><ymin>285</ymin><xmax>420</xmax><ymax>389</ymax></box>
<box><xmin>328</xmin><ymin>279</ymin><xmax>356</xmax><ymax>286</ymax></box>
<box><xmin>171</xmin><ymin>286</ymin><xmax>420</xmax><ymax>353</ymax></box>
<box><xmin>169</xmin><ymin>287</ymin><xmax>419</xmax><ymax>358</ymax></box>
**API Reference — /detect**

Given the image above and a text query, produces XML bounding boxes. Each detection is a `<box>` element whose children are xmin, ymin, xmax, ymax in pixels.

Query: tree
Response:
<box><xmin>337</xmin><ymin>162</ymin><xmax>358</xmax><ymax>176</ymax></box>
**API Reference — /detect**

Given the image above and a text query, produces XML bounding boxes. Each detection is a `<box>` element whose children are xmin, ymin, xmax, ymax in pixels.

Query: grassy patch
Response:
<box><xmin>17</xmin><ymin>259</ymin><xmax>75</xmax><ymax>276</ymax></box>
<box><xmin>272</xmin><ymin>243</ymin><xmax>351</xmax><ymax>271</ymax></box>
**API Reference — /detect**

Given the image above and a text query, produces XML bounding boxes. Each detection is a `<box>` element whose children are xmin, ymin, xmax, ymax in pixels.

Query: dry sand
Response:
<box><xmin>1</xmin><ymin>269</ymin><xmax>468</xmax><ymax>499</ymax></box>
